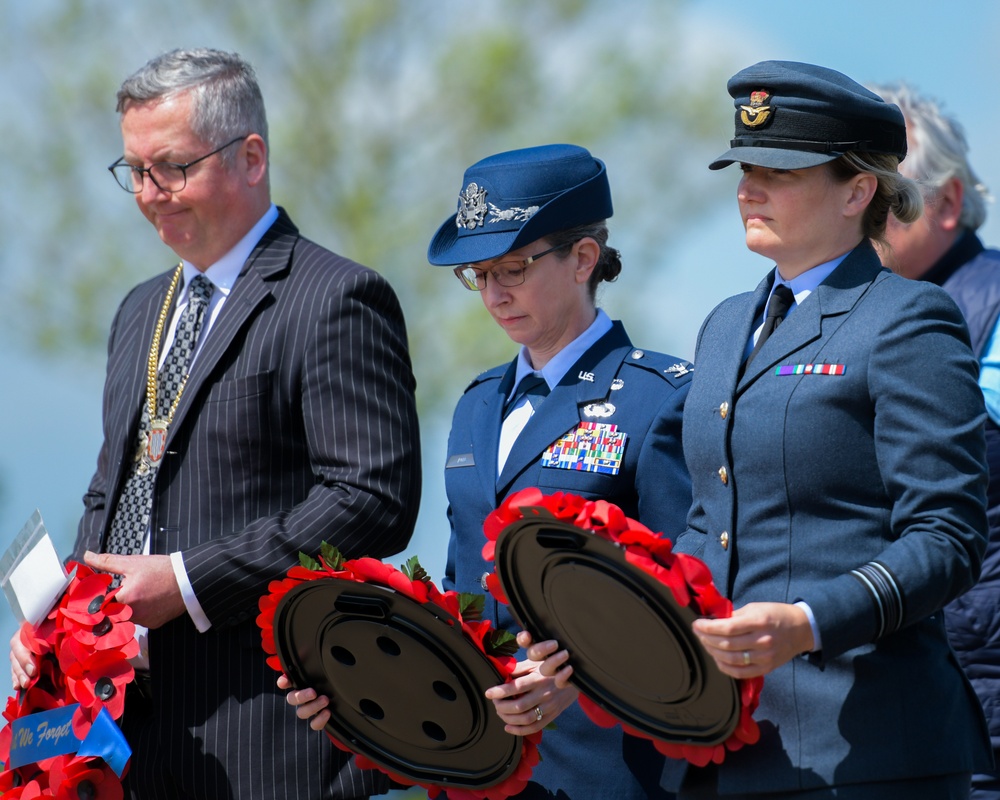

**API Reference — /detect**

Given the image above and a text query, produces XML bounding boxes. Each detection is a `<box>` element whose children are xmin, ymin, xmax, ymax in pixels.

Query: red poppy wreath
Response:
<box><xmin>481</xmin><ymin>487</ymin><xmax>764</xmax><ymax>768</ymax></box>
<box><xmin>0</xmin><ymin>562</ymin><xmax>136</xmax><ymax>799</ymax></box>
<box><xmin>257</xmin><ymin>543</ymin><xmax>542</xmax><ymax>800</ymax></box>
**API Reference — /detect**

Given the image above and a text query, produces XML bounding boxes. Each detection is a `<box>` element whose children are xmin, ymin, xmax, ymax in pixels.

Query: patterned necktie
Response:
<box><xmin>105</xmin><ymin>275</ymin><xmax>214</xmax><ymax>560</ymax></box>
<box><xmin>746</xmin><ymin>283</ymin><xmax>795</xmax><ymax>368</ymax></box>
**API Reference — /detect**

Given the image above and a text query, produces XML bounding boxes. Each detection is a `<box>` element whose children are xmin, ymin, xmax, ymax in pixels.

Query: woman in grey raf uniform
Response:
<box><xmin>667</xmin><ymin>61</ymin><xmax>992</xmax><ymax>799</ymax></box>
<box><xmin>432</xmin><ymin>143</ymin><xmax>692</xmax><ymax>798</ymax></box>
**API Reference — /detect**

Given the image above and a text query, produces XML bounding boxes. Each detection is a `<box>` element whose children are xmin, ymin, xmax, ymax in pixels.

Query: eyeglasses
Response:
<box><xmin>453</xmin><ymin>243</ymin><xmax>570</xmax><ymax>291</ymax></box>
<box><xmin>108</xmin><ymin>135</ymin><xmax>249</xmax><ymax>194</ymax></box>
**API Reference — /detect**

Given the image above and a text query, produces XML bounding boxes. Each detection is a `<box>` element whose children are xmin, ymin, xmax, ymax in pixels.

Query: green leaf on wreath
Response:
<box><xmin>402</xmin><ymin>555</ymin><xmax>431</xmax><ymax>583</ymax></box>
<box><xmin>320</xmin><ymin>541</ymin><xmax>346</xmax><ymax>570</ymax></box>
<box><xmin>458</xmin><ymin>593</ymin><xmax>485</xmax><ymax>622</ymax></box>
<box><xmin>484</xmin><ymin>628</ymin><xmax>519</xmax><ymax>658</ymax></box>
<box><xmin>298</xmin><ymin>552</ymin><xmax>322</xmax><ymax>571</ymax></box>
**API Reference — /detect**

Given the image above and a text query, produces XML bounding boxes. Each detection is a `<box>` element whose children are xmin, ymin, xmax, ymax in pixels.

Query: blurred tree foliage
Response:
<box><xmin>1</xmin><ymin>0</ymin><xmax>736</xmax><ymax>416</ymax></box>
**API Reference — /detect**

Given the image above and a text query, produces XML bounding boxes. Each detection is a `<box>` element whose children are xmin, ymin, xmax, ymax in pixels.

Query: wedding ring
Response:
<box><xmin>534</xmin><ymin>705</ymin><xmax>543</xmax><ymax>722</ymax></box>
<box><xmin>742</xmin><ymin>650</ymin><xmax>751</xmax><ymax>666</ymax></box>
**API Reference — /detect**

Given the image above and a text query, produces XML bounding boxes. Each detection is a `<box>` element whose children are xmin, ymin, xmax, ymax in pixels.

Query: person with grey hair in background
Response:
<box><xmin>8</xmin><ymin>47</ymin><xmax>421</xmax><ymax>799</ymax></box>
<box><xmin>872</xmin><ymin>82</ymin><xmax>1000</xmax><ymax>800</ymax></box>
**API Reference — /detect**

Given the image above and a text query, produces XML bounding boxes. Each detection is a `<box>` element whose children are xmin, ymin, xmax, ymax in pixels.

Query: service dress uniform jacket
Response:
<box><xmin>444</xmin><ymin>320</ymin><xmax>692</xmax><ymax>799</ymax></box>
<box><xmin>72</xmin><ymin>208</ymin><xmax>422</xmax><ymax>800</ymax></box>
<box><xmin>671</xmin><ymin>241</ymin><xmax>992</xmax><ymax>795</ymax></box>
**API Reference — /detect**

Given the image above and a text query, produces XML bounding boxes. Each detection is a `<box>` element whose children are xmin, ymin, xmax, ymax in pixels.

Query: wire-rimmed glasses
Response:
<box><xmin>108</xmin><ymin>135</ymin><xmax>249</xmax><ymax>194</ymax></box>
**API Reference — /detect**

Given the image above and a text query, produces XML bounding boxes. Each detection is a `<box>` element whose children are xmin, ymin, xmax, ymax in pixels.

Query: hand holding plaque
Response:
<box><xmin>482</xmin><ymin>488</ymin><xmax>764</xmax><ymax>767</ymax></box>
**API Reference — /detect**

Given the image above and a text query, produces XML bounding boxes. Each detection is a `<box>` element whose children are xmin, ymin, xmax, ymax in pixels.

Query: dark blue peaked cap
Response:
<box><xmin>428</xmin><ymin>144</ymin><xmax>613</xmax><ymax>266</ymax></box>
<box><xmin>710</xmin><ymin>60</ymin><xmax>907</xmax><ymax>170</ymax></box>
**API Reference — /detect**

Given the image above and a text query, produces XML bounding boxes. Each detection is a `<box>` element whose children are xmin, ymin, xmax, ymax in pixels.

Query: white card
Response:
<box><xmin>0</xmin><ymin>510</ymin><xmax>73</xmax><ymax>627</ymax></box>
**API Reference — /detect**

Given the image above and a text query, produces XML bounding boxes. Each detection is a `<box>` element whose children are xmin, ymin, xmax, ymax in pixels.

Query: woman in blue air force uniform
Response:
<box><xmin>667</xmin><ymin>61</ymin><xmax>993</xmax><ymax>799</ymax></box>
<box><xmin>428</xmin><ymin>144</ymin><xmax>693</xmax><ymax>798</ymax></box>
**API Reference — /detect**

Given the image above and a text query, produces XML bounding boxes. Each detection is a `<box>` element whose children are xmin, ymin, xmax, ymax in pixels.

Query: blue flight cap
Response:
<box><xmin>428</xmin><ymin>144</ymin><xmax>613</xmax><ymax>266</ymax></box>
<box><xmin>709</xmin><ymin>60</ymin><xmax>907</xmax><ymax>171</ymax></box>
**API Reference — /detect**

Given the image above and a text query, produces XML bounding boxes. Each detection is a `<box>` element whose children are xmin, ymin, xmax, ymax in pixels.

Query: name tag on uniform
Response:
<box><xmin>446</xmin><ymin>453</ymin><xmax>476</xmax><ymax>468</ymax></box>
<box><xmin>542</xmin><ymin>422</ymin><xmax>627</xmax><ymax>476</ymax></box>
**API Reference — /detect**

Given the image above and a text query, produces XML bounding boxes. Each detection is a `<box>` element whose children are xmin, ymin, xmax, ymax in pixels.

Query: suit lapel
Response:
<box><xmin>167</xmin><ymin>209</ymin><xmax>298</xmax><ymax>444</ymax></box>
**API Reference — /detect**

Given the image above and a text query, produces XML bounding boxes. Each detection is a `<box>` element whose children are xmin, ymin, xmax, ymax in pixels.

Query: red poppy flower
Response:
<box><xmin>479</xmin><ymin>489</ymin><xmax>764</xmax><ymax>766</ymax></box>
<box><xmin>0</xmin><ymin>563</ymin><xmax>136</xmax><ymax>793</ymax></box>
<box><xmin>48</xmin><ymin>756</ymin><xmax>123</xmax><ymax>800</ymax></box>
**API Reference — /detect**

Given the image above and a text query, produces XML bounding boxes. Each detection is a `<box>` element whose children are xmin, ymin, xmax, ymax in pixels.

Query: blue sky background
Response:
<box><xmin>3</xmin><ymin>0</ymin><xmax>1000</xmax><ymax>675</ymax></box>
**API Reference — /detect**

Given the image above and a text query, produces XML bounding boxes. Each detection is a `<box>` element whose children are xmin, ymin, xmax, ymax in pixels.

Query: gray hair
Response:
<box><xmin>870</xmin><ymin>83</ymin><xmax>989</xmax><ymax>231</ymax></box>
<box><xmin>116</xmin><ymin>48</ymin><xmax>268</xmax><ymax>167</ymax></box>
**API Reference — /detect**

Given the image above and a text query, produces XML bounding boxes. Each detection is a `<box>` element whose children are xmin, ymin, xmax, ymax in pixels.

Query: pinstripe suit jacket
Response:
<box><xmin>71</xmin><ymin>208</ymin><xmax>421</xmax><ymax>799</ymax></box>
<box><xmin>670</xmin><ymin>241</ymin><xmax>991</xmax><ymax>794</ymax></box>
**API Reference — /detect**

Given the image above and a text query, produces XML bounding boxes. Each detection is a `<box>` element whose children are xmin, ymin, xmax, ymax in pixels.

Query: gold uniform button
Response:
<box><xmin>718</xmin><ymin>466</ymin><xmax>728</xmax><ymax>485</ymax></box>
<box><xmin>720</xmin><ymin>401</ymin><xmax>729</xmax><ymax>419</ymax></box>
<box><xmin>720</xmin><ymin>531</ymin><xmax>729</xmax><ymax>550</ymax></box>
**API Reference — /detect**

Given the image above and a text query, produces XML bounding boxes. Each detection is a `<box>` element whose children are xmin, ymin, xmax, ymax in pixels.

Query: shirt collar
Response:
<box><xmin>181</xmin><ymin>204</ymin><xmax>279</xmax><ymax>294</ymax></box>
<box><xmin>772</xmin><ymin>252</ymin><xmax>849</xmax><ymax>306</ymax></box>
<box><xmin>509</xmin><ymin>308</ymin><xmax>613</xmax><ymax>398</ymax></box>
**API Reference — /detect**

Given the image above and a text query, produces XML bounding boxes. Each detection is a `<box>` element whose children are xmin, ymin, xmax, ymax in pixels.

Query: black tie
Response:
<box><xmin>746</xmin><ymin>284</ymin><xmax>795</xmax><ymax>367</ymax></box>
<box><xmin>503</xmin><ymin>374</ymin><xmax>550</xmax><ymax>419</ymax></box>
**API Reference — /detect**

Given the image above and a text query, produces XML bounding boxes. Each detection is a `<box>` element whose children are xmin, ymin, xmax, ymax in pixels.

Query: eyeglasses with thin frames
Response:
<box><xmin>453</xmin><ymin>243</ymin><xmax>571</xmax><ymax>291</ymax></box>
<box><xmin>108</xmin><ymin>135</ymin><xmax>249</xmax><ymax>194</ymax></box>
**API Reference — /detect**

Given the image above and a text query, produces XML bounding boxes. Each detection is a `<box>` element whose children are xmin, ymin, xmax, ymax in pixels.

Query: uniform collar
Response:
<box><xmin>508</xmin><ymin>308</ymin><xmax>613</xmax><ymax>401</ymax></box>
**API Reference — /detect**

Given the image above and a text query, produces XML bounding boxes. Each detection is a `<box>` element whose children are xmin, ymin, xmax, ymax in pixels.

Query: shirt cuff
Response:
<box><xmin>170</xmin><ymin>551</ymin><xmax>212</xmax><ymax>633</ymax></box>
<box><xmin>794</xmin><ymin>600</ymin><xmax>822</xmax><ymax>652</ymax></box>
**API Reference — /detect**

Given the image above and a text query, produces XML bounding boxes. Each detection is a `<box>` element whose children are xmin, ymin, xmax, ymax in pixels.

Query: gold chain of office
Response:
<box><xmin>135</xmin><ymin>263</ymin><xmax>190</xmax><ymax>473</ymax></box>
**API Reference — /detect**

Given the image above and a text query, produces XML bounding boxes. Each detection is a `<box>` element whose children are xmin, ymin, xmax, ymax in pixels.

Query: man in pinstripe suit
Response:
<box><xmin>9</xmin><ymin>48</ymin><xmax>421</xmax><ymax>799</ymax></box>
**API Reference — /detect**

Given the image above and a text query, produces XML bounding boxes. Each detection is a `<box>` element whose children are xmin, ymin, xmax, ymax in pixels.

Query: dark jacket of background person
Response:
<box><xmin>923</xmin><ymin>230</ymin><xmax>1000</xmax><ymax>750</ymax></box>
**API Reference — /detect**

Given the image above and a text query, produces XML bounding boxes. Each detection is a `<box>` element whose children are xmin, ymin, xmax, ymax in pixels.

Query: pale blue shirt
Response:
<box><xmin>507</xmin><ymin>307</ymin><xmax>614</xmax><ymax>399</ymax></box>
<box><xmin>978</xmin><ymin>320</ymin><xmax>1000</xmax><ymax>425</ymax></box>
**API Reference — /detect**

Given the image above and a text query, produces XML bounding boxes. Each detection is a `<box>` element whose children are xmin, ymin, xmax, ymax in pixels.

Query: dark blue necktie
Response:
<box><xmin>503</xmin><ymin>374</ymin><xmax>550</xmax><ymax>419</ymax></box>
<box><xmin>746</xmin><ymin>284</ymin><xmax>795</xmax><ymax>367</ymax></box>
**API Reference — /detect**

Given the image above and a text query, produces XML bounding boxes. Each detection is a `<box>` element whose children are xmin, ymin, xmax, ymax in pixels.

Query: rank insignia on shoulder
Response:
<box><xmin>542</xmin><ymin>422</ymin><xmax>627</xmax><ymax>476</ymax></box>
<box><xmin>665</xmin><ymin>363</ymin><xmax>692</xmax><ymax>377</ymax></box>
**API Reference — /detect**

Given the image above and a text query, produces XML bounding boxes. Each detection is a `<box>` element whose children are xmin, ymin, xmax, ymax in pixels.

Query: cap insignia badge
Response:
<box><xmin>488</xmin><ymin>202</ymin><xmax>540</xmax><ymax>224</ymax></box>
<box><xmin>456</xmin><ymin>182</ymin><xmax>488</xmax><ymax>230</ymax></box>
<box><xmin>740</xmin><ymin>90</ymin><xmax>772</xmax><ymax>128</ymax></box>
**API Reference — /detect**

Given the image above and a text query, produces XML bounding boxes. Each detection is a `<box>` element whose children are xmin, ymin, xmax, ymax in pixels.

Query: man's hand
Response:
<box><xmin>278</xmin><ymin>674</ymin><xmax>331</xmax><ymax>731</ymax></box>
<box><xmin>84</xmin><ymin>551</ymin><xmax>185</xmax><ymax>629</ymax></box>
<box><xmin>10</xmin><ymin>624</ymin><xmax>36</xmax><ymax>690</ymax></box>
